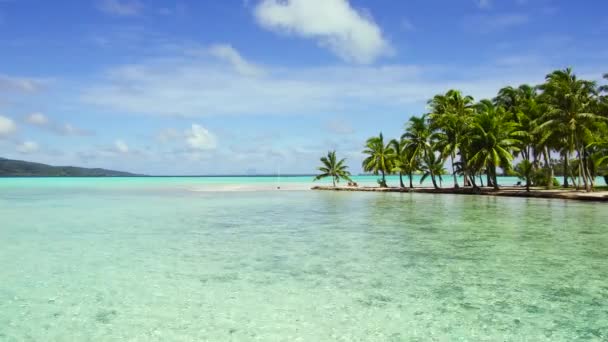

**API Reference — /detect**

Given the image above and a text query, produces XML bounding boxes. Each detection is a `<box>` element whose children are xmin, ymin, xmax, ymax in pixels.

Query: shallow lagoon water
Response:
<box><xmin>1</xmin><ymin>178</ymin><xmax>607</xmax><ymax>341</ymax></box>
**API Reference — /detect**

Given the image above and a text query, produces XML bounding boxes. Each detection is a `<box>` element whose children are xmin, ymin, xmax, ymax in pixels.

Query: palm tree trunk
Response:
<box><xmin>333</xmin><ymin>177</ymin><xmax>336</xmax><ymax>187</ymax></box>
<box><xmin>492</xmin><ymin>165</ymin><xmax>499</xmax><ymax>190</ymax></box>
<box><xmin>431</xmin><ymin>175</ymin><xmax>438</xmax><ymax>189</ymax></box>
<box><xmin>563</xmin><ymin>153</ymin><xmax>569</xmax><ymax>187</ymax></box>
<box><xmin>462</xmin><ymin>153</ymin><xmax>471</xmax><ymax>187</ymax></box>
<box><xmin>583</xmin><ymin>146</ymin><xmax>593</xmax><ymax>191</ymax></box>
<box><xmin>576</xmin><ymin>145</ymin><xmax>589</xmax><ymax>191</ymax></box>
<box><xmin>381</xmin><ymin>170</ymin><xmax>386</xmax><ymax>187</ymax></box>
<box><xmin>399</xmin><ymin>172</ymin><xmax>405</xmax><ymax>188</ymax></box>
<box><xmin>408</xmin><ymin>172</ymin><xmax>413</xmax><ymax>188</ymax></box>
<box><xmin>543</xmin><ymin>146</ymin><xmax>553</xmax><ymax>189</ymax></box>
<box><xmin>450</xmin><ymin>153</ymin><xmax>459</xmax><ymax>188</ymax></box>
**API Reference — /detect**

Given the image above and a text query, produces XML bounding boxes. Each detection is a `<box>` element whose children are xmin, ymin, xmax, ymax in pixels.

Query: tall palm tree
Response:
<box><xmin>428</xmin><ymin>90</ymin><xmax>475</xmax><ymax>188</ymax></box>
<box><xmin>468</xmin><ymin>100</ymin><xmax>522</xmax><ymax>190</ymax></box>
<box><xmin>389</xmin><ymin>138</ymin><xmax>407</xmax><ymax>188</ymax></box>
<box><xmin>313</xmin><ymin>151</ymin><xmax>352</xmax><ymax>187</ymax></box>
<box><xmin>403</xmin><ymin>115</ymin><xmax>431</xmax><ymax>162</ymax></box>
<box><xmin>362</xmin><ymin>133</ymin><xmax>395</xmax><ymax>187</ymax></box>
<box><xmin>538</xmin><ymin>68</ymin><xmax>604</xmax><ymax>191</ymax></box>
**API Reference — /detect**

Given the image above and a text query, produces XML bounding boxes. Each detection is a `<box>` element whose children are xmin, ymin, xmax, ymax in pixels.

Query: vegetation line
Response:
<box><xmin>314</xmin><ymin>68</ymin><xmax>608</xmax><ymax>193</ymax></box>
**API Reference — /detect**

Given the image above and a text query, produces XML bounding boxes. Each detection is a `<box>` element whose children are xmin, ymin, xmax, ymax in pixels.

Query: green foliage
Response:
<box><xmin>313</xmin><ymin>151</ymin><xmax>352</xmax><ymax>187</ymax></box>
<box><xmin>355</xmin><ymin>68</ymin><xmax>607</xmax><ymax>192</ymax></box>
<box><xmin>419</xmin><ymin>152</ymin><xmax>446</xmax><ymax>189</ymax></box>
<box><xmin>515</xmin><ymin>160</ymin><xmax>533</xmax><ymax>191</ymax></box>
<box><xmin>362</xmin><ymin>133</ymin><xmax>395</xmax><ymax>187</ymax></box>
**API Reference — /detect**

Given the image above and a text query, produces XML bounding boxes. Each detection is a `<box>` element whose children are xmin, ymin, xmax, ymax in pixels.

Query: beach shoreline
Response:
<box><xmin>311</xmin><ymin>185</ymin><xmax>608</xmax><ymax>202</ymax></box>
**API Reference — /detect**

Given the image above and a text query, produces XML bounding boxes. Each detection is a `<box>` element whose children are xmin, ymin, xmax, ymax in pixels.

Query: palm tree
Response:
<box><xmin>515</xmin><ymin>160</ymin><xmax>533</xmax><ymax>192</ymax></box>
<box><xmin>420</xmin><ymin>151</ymin><xmax>446</xmax><ymax>189</ymax></box>
<box><xmin>389</xmin><ymin>138</ymin><xmax>407</xmax><ymax>188</ymax></box>
<box><xmin>362</xmin><ymin>133</ymin><xmax>395</xmax><ymax>187</ymax></box>
<box><xmin>403</xmin><ymin>115</ymin><xmax>431</xmax><ymax>161</ymax></box>
<box><xmin>428</xmin><ymin>90</ymin><xmax>475</xmax><ymax>188</ymax></box>
<box><xmin>468</xmin><ymin>100</ymin><xmax>522</xmax><ymax>190</ymax></box>
<box><xmin>390</xmin><ymin>138</ymin><xmax>418</xmax><ymax>188</ymax></box>
<box><xmin>538</xmin><ymin>68</ymin><xmax>605</xmax><ymax>191</ymax></box>
<box><xmin>313</xmin><ymin>151</ymin><xmax>352</xmax><ymax>187</ymax></box>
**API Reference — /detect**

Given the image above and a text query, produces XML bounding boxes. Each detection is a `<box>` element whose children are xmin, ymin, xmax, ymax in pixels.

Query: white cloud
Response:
<box><xmin>82</xmin><ymin>43</ymin><xmax>604</xmax><ymax>120</ymax></box>
<box><xmin>16</xmin><ymin>141</ymin><xmax>39</xmax><ymax>154</ymax></box>
<box><xmin>253</xmin><ymin>0</ymin><xmax>392</xmax><ymax>64</ymax></box>
<box><xmin>208</xmin><ymin>44</ymin><xmax>265</xmax><ymax>77</ymax></box>
<box><xmin>26</xmin><ymin>112</ymin><xmax>49</xmax><ymax>125</ymax></box>
<box><xmin>186</xmin><ymin>124</ymin><xmax>217</xmax><ymax>150</ymax></box>
<box><xmin>0</xmin><ymin>115</ymin><xmax>17</xmax><ymax>137</ymax></box>
<box><xmin>97</xmin><ymin>0</ymin><xmax>143</xmax><ymax>16</ymax></box>
<box><xmin>0</xmin><ymin>75</ymin><xmax>44</xmax><ymax>93</ymax></box>
<box><xmin>115</xmin><ymin>139</ymin><xmax>129</xmax><ymax>153</ymax></box>
<box><xmin>81</xmin><ymin>45</ymin><xmax>426</xmax><ymax>117</ymax></box>
<box><xmin>23</xmin><ymin>113</ymin><xmax>92</xmax><ymax>136</ymax></box>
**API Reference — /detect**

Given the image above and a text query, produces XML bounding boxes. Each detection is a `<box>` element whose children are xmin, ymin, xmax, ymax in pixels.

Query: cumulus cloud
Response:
<box><xmin>253</xmin><ymin>0</ymin><xmax>392</xmax><ymax>64</ymax></box>
<box><xmin>186</xmin><ymin>124</ymin><xmax>217</xmax><ymax>150</ymax></box>
<box><xmin>97</xmin><ymin>0</ymin><xmax>143</xmax><ymax>16</ymax></box>
<box><xmin>115</xmin><ymin>139</ymin><xmax>129</xmax><ymax>153</ymax></box>
<box><xmin>16</xmin><ymin>141</ymin><xmax>39</xmax><ymax>154</ymax></box>
<box><xmin>0</xmin><ymin>115</ymin><xmax>17</xmax><ymax>137</ymax></box>
<box><xmin>26</xmin><ymin>112</ymin><xmax>49</xmax><ymax>125</ymax></box>
<box><xmin>208</xmin><ymin>44</ymin><xmax>265</xmax><ymax>76</ymax></box>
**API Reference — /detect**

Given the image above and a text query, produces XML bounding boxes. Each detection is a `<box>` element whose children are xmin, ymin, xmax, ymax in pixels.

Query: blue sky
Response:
<box><xmin>0</xmin><ymin>0</ymin><xmax>606</xmax><ymax>175</ymax></box>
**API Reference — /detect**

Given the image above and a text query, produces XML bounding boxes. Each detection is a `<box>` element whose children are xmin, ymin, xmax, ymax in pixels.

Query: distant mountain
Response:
<box><xmin>0</xmin><ymin>158</ymin><xmax>141</xmax><ymax>177</ymax></box>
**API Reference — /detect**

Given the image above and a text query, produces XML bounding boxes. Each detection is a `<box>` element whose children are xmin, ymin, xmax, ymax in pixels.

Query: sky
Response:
<box><xmin>0</xmin><ymin>0</ymin><xmax>606</xmax><ymax>175</ymax></box>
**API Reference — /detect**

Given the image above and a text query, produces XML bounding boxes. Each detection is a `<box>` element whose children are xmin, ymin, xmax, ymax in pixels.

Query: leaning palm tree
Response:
<box><xmin>390</xmin><ymin>138</ymin><xmax>418</xmax><ymax>188</ymax></box>
<box><xmin>420</xmin><ymin>151</ymin><xmax>446</xmax><ymax>189</ymax></box>
<box><xmin>362</xmin><ymin>133</ymin><xmax>395</xmax><ymax>187</ymax></box>
<box><xmin>313</xmin><ymin>151</ymin><xmax>352</xmax><ymax>187</ymax></box>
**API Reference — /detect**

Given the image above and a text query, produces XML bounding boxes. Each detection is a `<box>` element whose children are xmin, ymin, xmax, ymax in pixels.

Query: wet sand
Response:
<box><xmin>311</xmin><ymin>186</ymin><xmax>608</xmax><ymax>202</ymax></box>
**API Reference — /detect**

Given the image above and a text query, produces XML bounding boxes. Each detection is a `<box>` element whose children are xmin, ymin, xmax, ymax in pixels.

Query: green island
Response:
<box><xmin>313</xmin><ymin>68</ymin><xmax>608</xmax><ymax>202</ymax></box>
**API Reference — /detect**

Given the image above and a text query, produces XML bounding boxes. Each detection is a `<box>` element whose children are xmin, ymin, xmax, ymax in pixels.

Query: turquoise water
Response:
<box><xmin>1</xmin><ymin>178</ymin><xmax>607</xmax><ymax>341</ymax></box>
<box><xmin>0</xmin><ymin>175</ymin><xmax>603</xmax><ymax>192</ymax></box>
